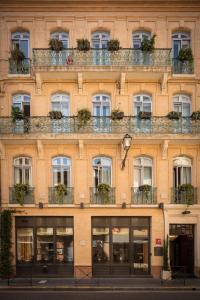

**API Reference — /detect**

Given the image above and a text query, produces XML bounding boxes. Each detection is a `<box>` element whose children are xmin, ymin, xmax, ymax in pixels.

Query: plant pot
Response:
<box><xmin>138</xmin><ymin>111</ymin><xmax>152</xmax><ymax>119</ymax></box>
<box><xmin>111</xmin><ymin>111</ymin><xmax>124</xmax><ymax>120</ymax></box>
<box><xmin>161</xmin><ymin>270</ymin><xmax>172</xmax><ymax>280</ymax></box>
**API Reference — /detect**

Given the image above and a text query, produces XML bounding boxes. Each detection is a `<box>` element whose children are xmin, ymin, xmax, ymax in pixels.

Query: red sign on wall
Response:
<box><xmin>155</xmin><ymin>238</ymin><xmax>162</xmax><ymax>245</ymax></box>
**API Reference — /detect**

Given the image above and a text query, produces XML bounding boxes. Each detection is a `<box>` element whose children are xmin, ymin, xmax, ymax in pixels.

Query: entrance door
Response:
<box><xmin>169</xmin><ymin>224</ymin><xmax>194</xmax><ymax>277</ymax></box>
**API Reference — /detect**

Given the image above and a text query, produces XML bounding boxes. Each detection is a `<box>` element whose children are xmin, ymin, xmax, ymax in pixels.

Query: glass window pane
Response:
<box><xmin>17</xmin><ymin>228</ymin><xmax>33</xmax><ymax>263</ymax></box>
<box><xmin>36</xmin><ymin>228</ymin><xmax>54</xmax><ymax>263</ymax></box>
<box><xmin>112</xmin><ymin>228</ymin><xmax>129</xmax><ymax>263</ymax></box>
<box><xmin>143</xmin><ymin>167</ymin><xmax>152</xmax><ymax>185</ymax></box>
<box><xmin>92</xmin><ymin>228</ymin><xmax>110</xmax><ymax>263</ymax></box>
<box><xmin>37</xmin><ymin>228</ymin><xmax>53</xmax><ymax>235</ymax></box>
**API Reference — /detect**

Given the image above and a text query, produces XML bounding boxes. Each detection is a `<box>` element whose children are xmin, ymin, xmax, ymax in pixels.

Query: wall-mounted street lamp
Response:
<box><xmin>121</xmin><ymin>134</ymin><xmax>132</xmax><ymax>170</ymax></box>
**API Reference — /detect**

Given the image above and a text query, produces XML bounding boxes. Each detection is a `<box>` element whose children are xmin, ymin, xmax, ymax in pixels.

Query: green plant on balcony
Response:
<box><xmin>167</xmin><ymin>111</ymin><xmax>181</xmax><ymax>120</ymax></box>
<box><xmin>10</xmin><ymin>47</ymin><xmax>25</xmax><ymax>62</ymax></box>
<box><xmin>77</xmin><ymin>39</ymin><xmax>90</xmax><ymax>52</ymax></box>
<box><xmin>13</xmin><ymin>183</ymin><xmax>30</xmax><ymax>206</ymax></box>
<box><xmin>11</xmin><ymin>107</ymin><xmax>24</xmax><ymax>123</ymax></box>
<box><xmin>138</xmin><ymin>111</ymin><xmax>152</xmax><ymax>119</ymax></box>
<box><xmin>97</xmin><ymin>183</ymin><xmax>111</xmax><ymax>204</ymax></box>
<box><xmin>178</xmin><ymin>183</ymin><xmax>194</xmax><ymax>206</ymax></box>
<box><xmin>49</xmin><ymin>111</ymin><xmax>63</xmax><ymax>120</ymax></box>
<box><xmin>55</xmin><ymin>184</ymin><xmax>68</xmax><ymax>204</ymax></box>
<box><xmin>111</xmin><ymin>109</ymin><xmax>124</xmax><ymax>120</ymax></box>
<box><xmin>177</xmin><ymin>47</ymin><xmax>193</xmax><ymax>63</ymax></box>
<box><xmin>191</xmin><ymin>110</ymin><xmax>200</xmax><ymax>120</ymax></box>
<box><xmin>77</xmin><ymin>108</ymin><xmax>91</xmax><ymax>128</ymax></box>
<box><xmin>49</xmin><ymin>38</ymin><xmax>63</xmax><ymax>51</ymax></box>
<box><xmin>140</xmin><ymin>35</ymin><xmax>156</xmax><ymax>52</ymax></box>
<box><xmin>107</xmin><ymin>39</ymin><xmax>120</xmax><ymax>52</ymax></box>
<box><xmin>138</xmin><ymin>184</ymin><xmax>152</xmax><ymax>192</ymax></box>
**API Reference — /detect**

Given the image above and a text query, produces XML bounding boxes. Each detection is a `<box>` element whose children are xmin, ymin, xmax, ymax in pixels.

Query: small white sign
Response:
<box><xmin>80</xmin><ymin>240</ymin><xmax>86</xmax><ymax>246</ymax></box>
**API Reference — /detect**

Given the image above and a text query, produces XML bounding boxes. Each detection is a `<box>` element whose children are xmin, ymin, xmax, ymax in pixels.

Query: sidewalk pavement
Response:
<box><xmin>0</xmin><ymin>277</ymin><xmax>200</xmax><ymax>291</ymax></box>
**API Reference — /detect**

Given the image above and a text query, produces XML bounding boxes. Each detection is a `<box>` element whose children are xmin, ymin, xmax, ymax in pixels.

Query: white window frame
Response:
<box><xmin>92</xmin><ymin>31</ymin><xmax>110</xmax><ymax>48</ymax></box>
<box><xmin>172</xmin><ymin>31</ymin><xmax>191</xmax><ymax>58</ymax></box>
<box><xmin>133</xmin><ymin>94</ymin><xmax>152</xmax><ymax>115</ymax></box>
<box><xmin>12</xmin><ymin>94</ymin><xmax>30</xmax><ymax>113</ymax></box>
<box><xmin>92</xmin><ymin>94</ymin><xmax>111</xmax><ymax>116</ymax></box>
<box><xmin>134</xmin><ymin>157</ymin><xmax>153</xmax><ymax>187</ymax></box>
<box><xmin>173</xmin><ymin>156</ymin><xmax>192</xmax><ymax>187</ymax></box>
<box><xmin>51</xmin><ymin>93</ymin><xmax>70</xmax><ymax>116</ymax></box>
<box><xmin>11</xmin><ymin>31</ymin><xmax>30</xmax><ymax>58</ymax></box>
<box><xmin>52</xmin><ymin>156</ymin><xmax>71</xmax><ymax>186</ymax></box>
<box><xmin>50</xmin><ymin>31</ymin><xmax>69</xmax><ymax>48</ymax></box>
<box><xmin>173</xmin><ymin>94</ymin><xmax>191</xmax><ymax>117</ymax></box>
<box><xmin>132</xmin><ymin>31</ymin><xmax>151</xmax><ymax>49</ymax></box>
<box><xmin>93</xmin><ymin>157</ymin><xmax>112</xmax><ymax>187</ymax></box>
<box><xmin>13</xmin><ymin>157</ymin><xmax>32</xmax><ymax>185</ymax></box>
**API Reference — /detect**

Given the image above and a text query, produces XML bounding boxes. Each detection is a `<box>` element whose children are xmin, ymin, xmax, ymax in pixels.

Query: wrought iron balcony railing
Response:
<box><xmin>131</xmin><ymin>187</ymin><xmax>157</xmax><ymax>204</ymax></box>
<box><xmin>171</xmin><ymin>187</ymin><xmax>197</xmax><ymax>204</ymax></box>
<box><xmin>48</xmin><ymin>187</ymin><xmax>74</xmax><ymax>204</ymax></box>
<box><xmin>33</xmin><ymin>48</ymin><xmax>171</xmax><ymax>68</ymax></box>
<box><xmin>172</xmin><ymin>58</ymin><xmax>194</xmax><ymax>74</ymax></box>
<box><xmin>90</xmin><ymin>187</ymin><xmax>115</xmax><ymax>205</ymax></box>
<box><xmin>9</xmin><ymin>58</ymin><xmax>31</xmax><ymax>74</ymax></box>
<box><xmin>9</xmin><ymin>187</ymin><xmax>35</xmax><ymax>205</ymax></box>
<box><xmin>0</xmin><ymin>116</ymin><xmax>199</xmax><ymax>135</ymax></box>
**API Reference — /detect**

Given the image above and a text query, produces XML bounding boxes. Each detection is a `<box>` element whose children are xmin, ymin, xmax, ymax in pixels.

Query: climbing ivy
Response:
<box><xmin>0</xmin><ymin>210</ymin><xmax>13</xmax><ymax>278</ymax></box>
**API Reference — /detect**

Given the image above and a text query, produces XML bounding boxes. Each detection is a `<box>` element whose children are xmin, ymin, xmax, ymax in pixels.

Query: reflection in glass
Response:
<box><xmin>37</xmin><ymin>227</ymin><xmax>54</xmax><ymax>263</ymax></box>
<box><xmin>17</xmin><ymin>228</ymin><xmax>33</xmax><ymax>263</ymax></box>
<box><xmin>112</xmin><ymin>228</ymin><xmax>129</xmax><ymax>263</ymax></box>
<box><xmin>56</xmin><ymin>227</ymin><xmax>73</xmax><ymax>263</ymax></box>
<box><xmin>92</xmin><ymin>228</ymin><xmax>109</xmax><ymax>263</ymax></box>
<box><xmin>133</xmin><ymin>227</ymin><xmax>149</xmax><ymax>272</ymax></box>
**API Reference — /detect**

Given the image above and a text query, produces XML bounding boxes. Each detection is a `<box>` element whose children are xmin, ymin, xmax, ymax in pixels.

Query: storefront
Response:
<box><xmin>16</xmin><ymin>216</ymin><xmax>74</xmax><ymax>276</ymax></box>
<box><xmin>92</xmin><ymin>217</ymin><xmax>151</xmax><ymax>276</ymax></box>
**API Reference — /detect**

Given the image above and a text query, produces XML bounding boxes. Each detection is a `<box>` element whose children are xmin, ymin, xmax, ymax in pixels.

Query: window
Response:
<box><xmin>12</xmin><ymin>94</ymin><xmax>30</xmax><ymax>117</ymax></box>
<box><xmin>173</xmin><ymin>94</ymin><xmax>191</xmax><ymax>117</ymax></box>
<box><xmin>134</xmin><ymin>157</ymin><xmax>152</xmax><ymax>187</ymax></box>
<box><xmin>93</xmin><ymin>94</ymin><xmax>111</xmax><ymax>116</ymax></box>
<box><xmin>17</xmin><ymin>228</ymin><xmax>34</xmax><ymax>263</ymax></box>
<box><xmin>14</xmin><ymin>157</ymin><xmax>32</xmax><ymax>185</ymax></box>
<box><xmin>132</xmin><ymin>31</ymin><xmax>151</xmax><ymax>49</ymax></box>
<box><xmin>11</xmin><ymin>31</ymin><xmax>30</xmax><ymax>58</ymax></box>
<box><xmin>50</xmin><ymin>31</ymin><xmax>69</xmax><ymax>49</ymax></box>
<box><xmin>134</xmin><ymin>94</ymin><xmax>152</xmax><ymax>115</ymax></box>
<box><xmin>52</xmin><ymin>156</ymin><xmax>71</xmax><ymax>186</ymax></box>
<box><xmin>172</xmin><ymin>32</ymin><xmax>191</xmax><ymax>58</ymax></box>
<box><xmin>173</xmin><ymin>156</ymin><xmax>192</xmax><ymax>187</ymax></box>
<box><xmin>92</xmin><ymin>31</ymin><xmax>110</xmax><ymax>49</ymax></box>
<box><xmin>93</xmin><ymin>157</ymin><xmax>112</xmax><ymax>187</ymax></box>
<box><xmin>51</xmin><ymin>93</ymin><xmax>70</xmax><ymax>116</ymax></box>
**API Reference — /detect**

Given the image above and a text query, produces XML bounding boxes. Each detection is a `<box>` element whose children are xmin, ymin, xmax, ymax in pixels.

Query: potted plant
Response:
<box><xmin>49</xmin><ymin>111</ymin><xmax>63</xmax><ymax>120</ymax></box>
<box><xmin>177</xmin><ymin>47</ymin><xmax>193</xmax><ymax>63</ymax></box>
<box><xmin>77</xmin><ymin>108</ymin><xmax>91</xmax><ymax>128</ymax></box>
<box><xmin>191</xmin><ymin>111</ymin><xmax>200</xmax><ymax>120</ymax></box>
<box><xmin>10</xmin><ymin>47</ymin><xmax>25</xmax><ymax>63</ymax></box>
<box><xmin>107</xmin><ymin>39</ymin><xmax>120</xmax><ymax>52</ymax></box>
<box><xmin>77</xmin><ymin>39</ymin><xmax>90</xmax><ymax>52</ymax></box>
<box><xmin>138</xmin><ymin>111</ymin><xmax>152</xmax><ymax>119</ymax></box>
<box><xmin>49</xmin><ymin>38</ymin><xmax>63</xmax><ymax>51</ymax></box>
<box><xmin>111</xmin><ymin>109</ymin><xmax>124</xmax><ymax>120</ymax></box>
<box><xmin>162</xmin><ymin>235</ymin><xmax>172</xmax><ymax>280</ymax></box>
<box><xmin>13</xmin><ymin>183</ymin><xmax>30</xmax><ymax>206</ymax></box>
<box><xmin>140</xmin><ymin>35</ymin><xmax>156</xmax><ymax>52</ymax></box>
<box><xmin>178</xmin><ymin>183</ymin><xmax>194</xmax><ymax>211</ymax></box>
<box><xmin>97</xmin><ymin>183</ymin><xmax>111</xmax><ymax>204</ymax></box>
<box><xmin>138</xmin><ymin>184</ymin><xmax>151</xmax><ymax>192</ymax></box>
<box><xmin>167</xmin><ymin>111</ymin><xmax>181</xmax><ymax>120</ymax></box>
<box><xmin>55</xmin><ymin>184</ymin><xmax>68</xmax><ymax>203</ymax></box>
<box><xmin>11</xmin><ymin>107</ymin><xmax>24</xmax><ymax>123</ymax></box>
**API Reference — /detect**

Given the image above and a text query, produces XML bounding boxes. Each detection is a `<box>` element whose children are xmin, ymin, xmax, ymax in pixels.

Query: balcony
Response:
<box><xmin>90</xmin><ymin>187</ymin><xmax>115</xmax><ymax>205</ymax></box>
<box><xmin>131</xmin><ymin>187</ymin><xmax>157</xmax><ymax>204</ymax></box>
<box><xmin>9</xmin><ymin>58</ymin><xmax>31</xmax><ymax>75</ymax></box>
<box><xmin>0</xmin><ymin>117</ymin><xmax>199</xmax><ymax>136</ymax></box>
<box><xmin>172</xmin><ymin>58</ymin><xmax>194</xmax><ymax>74</ymax></box>
<box><xmin>32</xmin><ymin>48</ymin><xmax>171</xmax><ymax>81</ymax></box>
<box><xmin>9</xmin><ymin>187</ymin><xmax>34</xmax><ymax>205</ymax></box>
<box><xmin>48</xmin><ymin>187</ymin><xmax>74</xmax><ymax>204</ymax></box>
<box><xmin>171</xmin><ymin>187</ymin><xmax>198</xmax><ymax>204</ymax></box>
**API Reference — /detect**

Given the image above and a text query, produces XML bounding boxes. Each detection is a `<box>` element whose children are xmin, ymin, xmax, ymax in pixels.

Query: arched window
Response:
<box><xmin>50</xmin><ymin>31</ymin><xmax>69</xmax><ymax>49</ymax></box>
<box><xmin>51</xmin><ymin>93</ymin><xmax>70</xmax><ymax>116</ymax></box>
<box><xmin>93</xmin><ymin>157</ymin><xmax>112</xmax><ymax>187</ymax></box>
<box><xmin>14</xmin><ymin>157</ymin><xmax>32</xmax><ymax>185</ymax></box>
<box><xmin>93</xmin><ymin>94</ymin><xmax>111</xmax><ymax>117</ymax></box>
<box><xmin>173</xmin><ymin>156</ymin><xmax>192</xmax><ymax>187</ymax></box>
<box><xmin>173</xmin><ymin>94</ymin><xmax>191</xmax><ymax>117</ymax></box>
<box><xmin>92</xmin><ymin>31</ymin><xmax>110</xmax><ymax>49</ymax></box>
<box><xmin>12</xmin><ymin>94</ymin><xmax>30</xmax><ymax>117</ymax></box>
<box><xmin>133</xmin><ymin>94</ymin><xmax>152</xmax><ymax>116</ymax></box>
<box><xmin>172</xmin><ymin>32</ymin><xmax>191</xmax><ymax>58</ymax></box>
<box><xmin>11</xmin><ymin>31</ymin><xmax>30</xmax><ymax>58</ymax></box>
<box><xmin>132</xmin><ymin>31</ymin><xmax>151</xmax><ymax>49</ymax></box>
<box><xmin>52</xmin><ymin>156</ymin><xmax>71</xmax><ymax>186</ymax></box>
<box><xmin>134</xmin><ymin>157</ymin><xmax>152</xmax><ymax>187</ymax></box>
